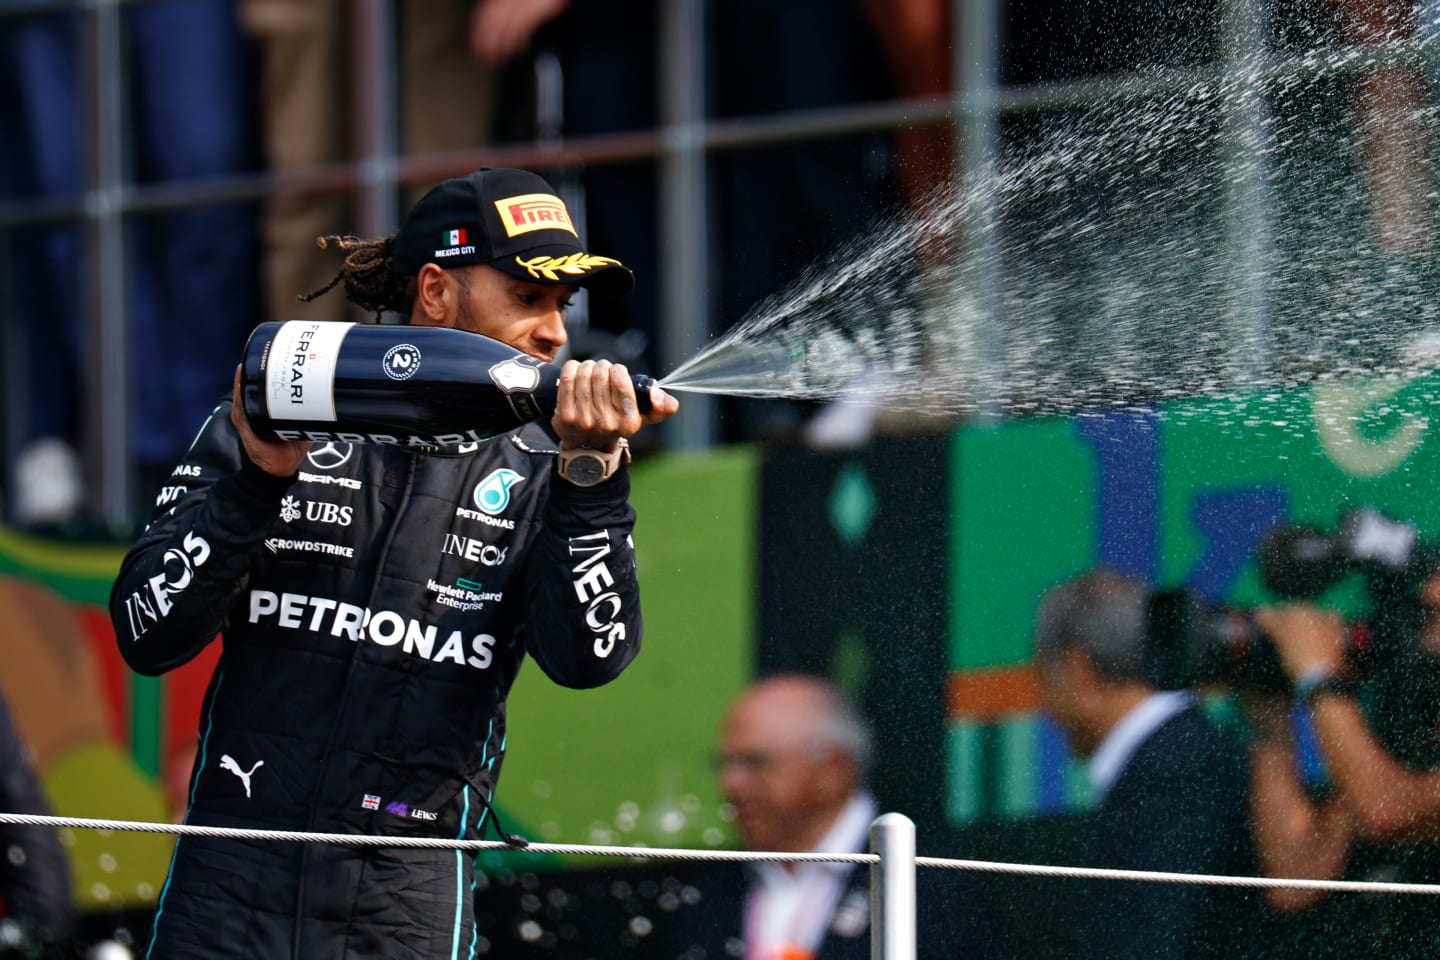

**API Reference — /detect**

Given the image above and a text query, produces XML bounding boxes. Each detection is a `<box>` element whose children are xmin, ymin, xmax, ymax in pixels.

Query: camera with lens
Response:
<box><xmin>1142</xmin><ymin>507</ymin><xmax>1440</xmax><ymax>691</ymax></box>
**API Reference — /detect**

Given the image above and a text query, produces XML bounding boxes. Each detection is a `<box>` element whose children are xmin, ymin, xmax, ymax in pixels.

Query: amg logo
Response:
<box><xmin>297</xmin><ymin>471</ymin><xmax>362</xmax><ymax>490</ymax></box>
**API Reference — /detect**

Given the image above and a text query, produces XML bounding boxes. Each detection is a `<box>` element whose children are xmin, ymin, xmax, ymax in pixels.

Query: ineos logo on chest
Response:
<box><xmin>441</xmin><ymin>533</ymin><xmax>509</xmax><ymax>566</ymax></box>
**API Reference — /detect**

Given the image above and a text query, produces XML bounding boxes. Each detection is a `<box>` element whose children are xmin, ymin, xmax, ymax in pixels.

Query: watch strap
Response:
<box><xmin>1295</xmin><ymin>669</ymin><xmax>1356</xmax><ymax>708</ymax></box>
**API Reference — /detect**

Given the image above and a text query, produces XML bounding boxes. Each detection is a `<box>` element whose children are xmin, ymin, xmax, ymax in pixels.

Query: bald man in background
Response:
<box><xmin>661</xmin><ymin>674</ymin><xmax>992</xmax><ymax>960</ymax></box>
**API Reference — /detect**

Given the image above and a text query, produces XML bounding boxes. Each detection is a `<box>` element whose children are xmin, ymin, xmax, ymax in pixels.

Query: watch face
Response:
<box><xmin>564</xmin><ymin>453</ymin><xmax>606</xmax><ymax>486</ymax></box>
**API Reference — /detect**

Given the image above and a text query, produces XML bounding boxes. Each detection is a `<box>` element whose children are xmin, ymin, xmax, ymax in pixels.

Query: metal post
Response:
<box><xmin>954</xmin><ymin>0</ymin><xmax>1003</xmax><ymax>418</ymax></box>
<box><xmin>351</xmin><ymin>0</ymin><xmax>399</xmax><ymax>242</ymax></box>
<box><xmin>658</xmin><ymin>0</ymin><xmax>713</xmax><ymax>449</ymax></box>
<box><xmin>1219</xmin><ymin>0</ymin><xmax>1272</xmax><ymax>388</ymax></box>
<box><xmin>86</xmin><ymin>0</ymin><xmax>132</xmax><ymax>525</ymax></box>
<box><xmin>869</xmin><ymin>812</ymin><xmax>917</xmax><ymax>960</ymax></box>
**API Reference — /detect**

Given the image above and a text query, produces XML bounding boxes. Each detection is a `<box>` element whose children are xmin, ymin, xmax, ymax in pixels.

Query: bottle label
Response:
<box><xmin>488</xmin><ymin>356</ymin><xmax>544</xmax><ymax>394</ymax></box>
<box><xmin>264</xmin><ymin>321</ymin><xmax>354</xmax><ymax>422</ymax></box>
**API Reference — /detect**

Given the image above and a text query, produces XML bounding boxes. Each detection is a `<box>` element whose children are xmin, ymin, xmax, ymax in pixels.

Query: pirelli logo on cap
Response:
<box><xmin>495</xmin><ymin>193</ymin><xmax>577</xmax><ymax>238</ymax></box>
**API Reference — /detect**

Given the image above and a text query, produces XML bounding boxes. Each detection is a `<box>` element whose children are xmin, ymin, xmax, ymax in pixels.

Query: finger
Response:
<box><xmin>643</xmin><ymin>385</ymin><xmax>679</xmax><ymax>423</ymax></box>
<box><xmin>607</xmin><ymin>363</ymin><xmax>641</xmax><ymax>432</ymax></box>
<box><xmin>556</xmin><ymin>359</ymin><xmax>581</xmax><ymax>424</ymax></box>
<box><xmin>230</xmin><ymin>366</ymin><xmax>251</xmax><ymax>436</ymax></box>
<box><xmin>574</xmin><ymin>360</ymin><xmax>600</xmax><ymax>430</ymax></box>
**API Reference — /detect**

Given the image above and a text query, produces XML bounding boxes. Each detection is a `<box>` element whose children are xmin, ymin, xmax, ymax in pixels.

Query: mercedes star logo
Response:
<box><xmin>306</xmin><ymin>442</ymin><xmax>353</xmax><ymax>470</ymax></box>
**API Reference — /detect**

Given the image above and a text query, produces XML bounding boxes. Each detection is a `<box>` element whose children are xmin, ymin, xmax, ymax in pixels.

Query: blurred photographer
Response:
<box><xmin>1033</xmin><ymin>568</ymin><xmax>1266</xmax><ymax>959</ymax></box>
<box><xmin>1243</xmin><ymin>509</ymin><xmax>1440</xmax><ymax>957</ymax></box>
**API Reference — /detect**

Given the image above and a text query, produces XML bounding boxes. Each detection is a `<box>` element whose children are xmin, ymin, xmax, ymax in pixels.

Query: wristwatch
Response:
<box><xmin>1294</xmin><ymin>669</ymin><xmax>1356</xmax><ymax>708</ymax></box>
<box><xmin>557</xmin><ymin>438</ymin><xmax>630</xmax><ymax>487</ymax></box>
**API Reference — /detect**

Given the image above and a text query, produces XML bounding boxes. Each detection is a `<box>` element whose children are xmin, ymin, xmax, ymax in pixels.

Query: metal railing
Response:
<box><xmin>6</xmin><ymin>809</ymin><xmax>1440</xmax><ymax>958</ymax></box>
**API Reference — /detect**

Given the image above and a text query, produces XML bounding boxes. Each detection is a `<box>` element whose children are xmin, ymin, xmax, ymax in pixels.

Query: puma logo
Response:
<box><xmin>219</xmin><ymin>754</ymin><xmax>265</xmax><ymax>798</ymax></box>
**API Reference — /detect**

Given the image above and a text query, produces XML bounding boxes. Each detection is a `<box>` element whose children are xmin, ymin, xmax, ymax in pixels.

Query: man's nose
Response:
<box><xmin>537</xmin><ymin>308</ymin><xmax>569</xmax><ymax>350</ymax></box>
<box><xmin>717</xmin><ymin>764</ymin><xmax>750</xmax><ymax>798</ymax></box>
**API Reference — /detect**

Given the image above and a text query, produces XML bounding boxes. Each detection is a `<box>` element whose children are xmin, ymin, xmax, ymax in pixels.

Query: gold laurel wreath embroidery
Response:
<box><xmin>516</xmin><ymin>253</ymin><xmax>620</xmax><ymax>281</ymax></box>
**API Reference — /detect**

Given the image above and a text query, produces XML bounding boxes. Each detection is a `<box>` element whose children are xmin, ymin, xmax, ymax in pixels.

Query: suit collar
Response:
<box><xmin>1088</xmin><ymin>690</ymin><xmax>1193</xmax><ymax>801</ymax></box>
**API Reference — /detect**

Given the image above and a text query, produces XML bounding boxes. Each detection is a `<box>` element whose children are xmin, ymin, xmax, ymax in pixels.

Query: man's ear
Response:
<box><xmin>414</xmin><ymin>263</ymin><xmax>452</xmax><ymax>323</ymax></box>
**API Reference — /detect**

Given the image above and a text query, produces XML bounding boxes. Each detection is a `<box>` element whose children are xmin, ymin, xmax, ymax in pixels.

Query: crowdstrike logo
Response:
<box><xmin>472</xmin><ymin>469</ymin><xmax>524</xmax><ymax>515</ymax></box>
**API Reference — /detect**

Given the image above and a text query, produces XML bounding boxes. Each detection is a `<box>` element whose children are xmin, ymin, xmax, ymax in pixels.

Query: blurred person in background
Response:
<box><xmin>709</xmin><ymin>0</ymin><xmax>901</xmax><ymax>445</ymax></box>
<box><xmin>477</xmin><ymin>0</ymin><xmax>662</xmax><ymax>384</ymax></box>
<box><xmin>1247</xmin><ymin>570</ymin><xmax>1440</xmax><ymax>958</ymax></box>
<box><xmin>0</xmin><ymin>0</ymin><xmax>261</xmax><ymax>529</ymax></box>
<box><xmin>1033</xmin><ymin>568</ymin><xmax>1266</xmax><ymax>959</ymax></box>
<box><xmin>662</xmin><ymin>673</ymin><xmax>989</xmax><ymax>959</ymax></box>
<box><xmin>0</xmin><ymin>690</ymin><xmax>74</xmax><ymax>958</ymax></box>
<box><xmin>239</xmin><ymin>0</ymin><xmax>504</xmax><ymax>327</ymax></box>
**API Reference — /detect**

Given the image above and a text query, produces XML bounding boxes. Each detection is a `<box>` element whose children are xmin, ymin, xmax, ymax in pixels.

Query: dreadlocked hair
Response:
<box><xmin>298</xmin><ymin>235</ymin><xmax>412</xmax><ymax>321</ymax></box>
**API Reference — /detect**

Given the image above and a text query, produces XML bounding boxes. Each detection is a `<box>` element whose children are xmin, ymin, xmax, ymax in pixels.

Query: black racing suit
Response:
<box><xmin>109</xmin><ymin>401</ymin><xmax>643</xmax><ymax>959</ymax></box>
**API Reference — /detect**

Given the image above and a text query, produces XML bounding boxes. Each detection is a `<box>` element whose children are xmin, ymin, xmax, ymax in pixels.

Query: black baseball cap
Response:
<box><xmin>393</xmin><ymin>168</ymin><xmax>634</xmax><ymax>296</ymax></box>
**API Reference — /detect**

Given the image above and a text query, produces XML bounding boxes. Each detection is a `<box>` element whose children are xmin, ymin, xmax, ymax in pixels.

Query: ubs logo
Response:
<box><xmin>280</xmin><ymin>495</ymin><xmax>354</xmax><ymax>526</ymax></box>
<box><xmin>307</xmin><ymin>442</ymin><xmax>353</xmax><ymax>470</ymax></box>
<box><xmin>383</xmin><ymin>344</ymin><xmax>422</xmax><ymax>380</ymax></box>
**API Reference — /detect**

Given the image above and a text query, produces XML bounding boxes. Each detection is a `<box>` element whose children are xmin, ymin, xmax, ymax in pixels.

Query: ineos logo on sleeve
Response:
<box><xmin>122</xmin><ymin>530</ymin><xmax>211</xmax><ymax>642</ymax></box>
<box><xmin>383</xmin><ymin>344</ymin><xmax>422</xmax><ymax>380</ymax></box>
<box><xmin>306</xmin><ymin>441</ymin><xmax>353</xmax><ymax>470</ymax></box>
<box><xmin>473</xmin><ymin>469</ymin><xmax>524</xmax><ymax>515</ymax></box>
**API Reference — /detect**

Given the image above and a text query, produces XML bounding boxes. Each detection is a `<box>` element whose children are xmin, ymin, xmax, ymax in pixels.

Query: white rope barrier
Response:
<box><xmin>0</xmin><ymin>813</ymin><xmax>873</xmax><ymax>865</ymax></box>
<box><xmin>913</xmin><ymin>855</ymin><xmax>1440</xmax><ymax>895</ymax></box>
<box><xmin>7</xmin><ymin>812</ymin><xmax>1440</xmax><ymax>896</ymax></box>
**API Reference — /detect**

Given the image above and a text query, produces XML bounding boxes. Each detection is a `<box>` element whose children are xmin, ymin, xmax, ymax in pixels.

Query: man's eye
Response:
<box><xmin>517</xmin><ymin>293</ymin><xmax>538</xmax><ymax>306</ymax></box>
<box><xmin>559</xmin><ymin>300</ymin><xmax>573</xmax><ymax>311</ymax></box>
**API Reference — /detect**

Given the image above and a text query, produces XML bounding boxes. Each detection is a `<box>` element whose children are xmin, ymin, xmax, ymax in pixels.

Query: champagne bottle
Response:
<box><xmin>240</xmin><ymin>321</ymin><xmax>655</xmax><ymax>447</ymax></box>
